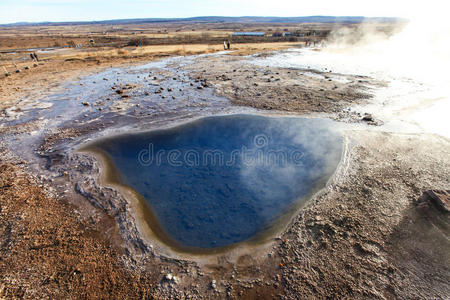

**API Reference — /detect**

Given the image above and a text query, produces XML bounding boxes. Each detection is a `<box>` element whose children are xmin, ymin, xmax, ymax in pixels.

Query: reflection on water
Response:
<box><xmin>88</xmin><ymin>114</ymin><xmax>342</xmax><ymax>250</ymax></box>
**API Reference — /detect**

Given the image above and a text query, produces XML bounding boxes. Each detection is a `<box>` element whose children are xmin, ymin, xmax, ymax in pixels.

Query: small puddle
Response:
<box><xmin>83</xmin><ymin>114</ymin><xmax>343</xmax><ymax>253</ymax></box>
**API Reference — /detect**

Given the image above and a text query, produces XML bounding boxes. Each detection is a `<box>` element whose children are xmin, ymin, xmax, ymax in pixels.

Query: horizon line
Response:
<box><xmin>0</xmin><ymin>15</ymin><xmax>405</xmax><ymax>26</ymax></box>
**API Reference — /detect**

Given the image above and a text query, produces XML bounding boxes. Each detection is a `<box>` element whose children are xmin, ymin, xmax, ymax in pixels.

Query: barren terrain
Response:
<box><xmin>0</xmin><ymin>21</ymin><xmax>448</xmax><ymax>299</ymax></box>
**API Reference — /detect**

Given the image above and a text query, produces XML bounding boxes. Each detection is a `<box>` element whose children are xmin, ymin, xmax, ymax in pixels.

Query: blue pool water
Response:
<box><xmin>89</xmin><ymin>114</ymin><xmax>342</xmax><ymax>249</ymax></box>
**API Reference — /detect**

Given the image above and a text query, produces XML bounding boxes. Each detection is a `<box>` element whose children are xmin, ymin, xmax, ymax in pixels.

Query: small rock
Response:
<box><xmin>116</xmin><ymin>89</ymin><xmax>124</xmax><ymax>94</ymax></box>
<box><xmin>210</xmin><ymin>280</ymin><xmax>217</xmax><ymax>289</ymax></box>
<box><xmin>82</xmin><ymin>102</ymin><xmax>90</xmax><ymax>106</ymax></box>
<box><xmin>362</xmin><ymin>114</ymin><xmax>374</xmax><ymax>122</ymax></box>
<box><xmin>165</xmin><ymin>273</ymin><xmax>178</xmax><ymax>284</ymax></box>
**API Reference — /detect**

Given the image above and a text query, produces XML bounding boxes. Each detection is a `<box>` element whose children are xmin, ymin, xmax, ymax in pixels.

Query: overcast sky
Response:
<box><xmin>0</xmin><ymin>0</ymin><xmax>443</xmax><ymax>24</ymax></box>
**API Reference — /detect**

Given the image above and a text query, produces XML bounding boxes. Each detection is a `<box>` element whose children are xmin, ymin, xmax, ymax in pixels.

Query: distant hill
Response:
<box><xmin>0</xmin><ymin>16</ymin><xmax>403</xmax><ymax>27</ymax></box>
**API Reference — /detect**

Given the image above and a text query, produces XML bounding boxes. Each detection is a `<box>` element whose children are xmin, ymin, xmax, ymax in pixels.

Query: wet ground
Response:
<box><xmin>250</xmin><ymin>48</ymin><xmax>450</xmax><ymax>138</ymax></box>
<box><xmin>1</xmin><ymin>49</ymin><xmax>449</xmax><ymax>299</ymax></box>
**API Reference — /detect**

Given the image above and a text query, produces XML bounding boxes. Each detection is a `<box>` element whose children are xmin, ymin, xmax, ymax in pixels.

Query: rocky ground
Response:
<box><xmin>278</xmin><ymin>132</ymin><xmax>450</xmax><ymax>299</ymax></box>
<box><xmin>0</xmin><ymin>147</ymin><xmax>154</xmax><ymax>299</ymax></box>
<box><xmin>0</xmin><ymin>50</ymin><xmax>449</xmax><ymax>299</ymax></box>
<box><xmin>184</xmin><ymin>54</ymin><xmax>380</xmax><ymax>114</ymax></box>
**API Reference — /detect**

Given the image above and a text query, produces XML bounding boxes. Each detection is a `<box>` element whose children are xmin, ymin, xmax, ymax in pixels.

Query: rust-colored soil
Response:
<box><xmin>0</xmin><ymin>156</ymin><xmax>154</xmax><ymax>299</ymax></box>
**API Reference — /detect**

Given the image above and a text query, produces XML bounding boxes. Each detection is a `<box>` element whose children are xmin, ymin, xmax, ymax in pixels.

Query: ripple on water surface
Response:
<box><xmin>87</xmin><ymin>114</ymin><xmax>343</xmax><ymax>251</ymax></box>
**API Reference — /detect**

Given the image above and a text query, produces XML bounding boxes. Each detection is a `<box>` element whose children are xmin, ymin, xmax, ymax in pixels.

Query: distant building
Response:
<box><xmin>272</xmin><ymin>32</ymin><xmax>283</xmax><ymax>37</ymax></box>
<box><xmin>232</xmin><ymin>32</ymin><xmax>265</xmax><ymax>37</ymax></box>
<box><xmin>282</xmin><ymin>32</ymin><xmax>292</xmax><ymax>37</ymax></box>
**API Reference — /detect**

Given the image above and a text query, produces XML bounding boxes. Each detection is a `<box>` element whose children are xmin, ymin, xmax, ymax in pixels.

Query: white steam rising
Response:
<box><xmin>324</xmin><ymin>19</ymin><xmax>450</xmax><ymax>84</ymax></box>
<box><xmin>253</xmin><ymin>17</ymin><xmax>450</xmax><ymax>138</ymax></box>
<box><xmin>325</xmin><ymin>18</ymin><xmax>450</xmax><ymax>138</ymax></box>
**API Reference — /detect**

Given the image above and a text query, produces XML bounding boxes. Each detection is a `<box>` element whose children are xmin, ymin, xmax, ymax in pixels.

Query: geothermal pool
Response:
<box><xmin>87</xmin><ymin>115</ymin><xmax>342</xmax><ymax>251</ymax></box>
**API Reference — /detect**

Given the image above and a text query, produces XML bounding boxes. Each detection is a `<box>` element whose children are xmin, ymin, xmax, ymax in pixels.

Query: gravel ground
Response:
<box><xmin>0</xmin><ymin>51</ymin><xmax>449</xmax><ymax>299</ymax></box>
